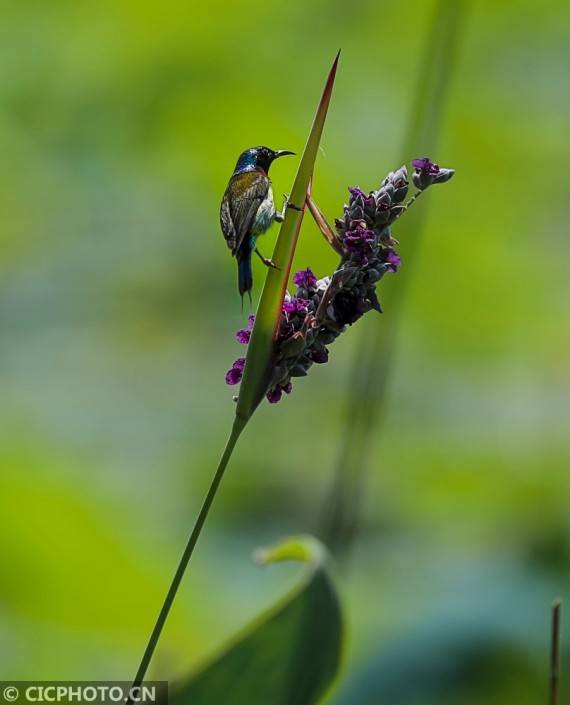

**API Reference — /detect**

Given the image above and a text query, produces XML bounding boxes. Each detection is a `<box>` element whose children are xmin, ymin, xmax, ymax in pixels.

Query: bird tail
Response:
<box><xmin>237</xmin><ymin>250</ymin><xmax>253</xmax><ymax>303</ymax></box>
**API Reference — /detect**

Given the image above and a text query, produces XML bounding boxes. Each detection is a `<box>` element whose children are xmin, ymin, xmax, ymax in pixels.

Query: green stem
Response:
<box><xmin>550</xmin><ymin>599</ymin><xmax>562</xmax><ymax>705</ymax></box>
<box><xmin>401</xmin><ymin>188</ymin><xmax>424</xmax><ymax>215</ymax></box>
<box><xmin>130</xmin><ymin>415</ymin><xmax>246</xmax><ymax>691</ymax></box>
<box><xmin>318</xmin><ymin>0</ymin><xmax>467</xmax><ymax>556</ymax></box>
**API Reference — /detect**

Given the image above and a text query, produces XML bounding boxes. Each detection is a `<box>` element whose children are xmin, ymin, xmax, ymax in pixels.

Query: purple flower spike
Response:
<box><xmin>225</xmin><ymin>157</ymin><xmax>454</xmax><ymax>405</ymax></box>
<box><xmin>412</xmin><ymin>157</ymin><xmax>440</xmax><ymax>175</ymax></box>
<box><xmin>293</xmin><ymin>268</ymin><xmax>318</xmax><ymax>289</ymax></box>
<box><xmin>266</xmin><ymin>386</ymin><xmax>283</xmax><ymax>403</ymax></box>
<box><xmin>385</xmin><ymin>250</ymin><xmax>401</xmax><ymax>272</ymax></box>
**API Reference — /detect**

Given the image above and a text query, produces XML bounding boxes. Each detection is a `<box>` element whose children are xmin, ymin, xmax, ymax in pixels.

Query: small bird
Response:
<box><xmin>220</xmin><ymin>145</ymin><xmax>295</xmax><ymax>301</ymax></box>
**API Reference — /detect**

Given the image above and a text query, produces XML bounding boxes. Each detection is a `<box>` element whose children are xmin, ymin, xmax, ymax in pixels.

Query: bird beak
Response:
<box><xmin>274</xmin><ymin>150</ymin><xmax>295</xmax><ymax>159</ymax></box>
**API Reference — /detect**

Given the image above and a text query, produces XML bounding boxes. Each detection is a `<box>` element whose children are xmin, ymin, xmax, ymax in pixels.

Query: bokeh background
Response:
<box><xmin>1</xmin><ymin>0</ymin><xmax>569</xmax><ymax>701</ymax></box>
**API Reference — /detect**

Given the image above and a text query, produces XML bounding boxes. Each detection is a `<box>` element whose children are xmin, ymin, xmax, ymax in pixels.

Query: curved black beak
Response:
<box><xmin>274</xmin><ymin>149</ymin><xmax>295</xmax><ymax>159</ymax></box>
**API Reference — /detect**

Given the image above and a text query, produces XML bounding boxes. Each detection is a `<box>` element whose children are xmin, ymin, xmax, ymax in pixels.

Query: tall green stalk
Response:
<box><xmin>129</xmin><ymin>54</ymin><xmax>339</xmax><ymax>688</ymax></box>
<box><xmin>131</xmin><ymin>417</ymin><xmax>245</xmax><ymax>691</ymax></box>
<box><xmin>319</xmin><ymin>0</ymin><xmax>467</xmax><ymax>554</ymax></box>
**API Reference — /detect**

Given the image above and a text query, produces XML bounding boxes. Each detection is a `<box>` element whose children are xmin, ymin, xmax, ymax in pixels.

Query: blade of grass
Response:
<box><xmin>236</xmin><ymin>51</ymin><xmax>340</xmax><ymax>421</ymax></box>
<box><xmin>318</xmin><ymin>0</ymin><xmax>467</xmax><ymax>554</ymax></box>
<box><xmin>129</xmin><ymin>53</ymin><xmax>340</xmax><ymax>691</ymax></box>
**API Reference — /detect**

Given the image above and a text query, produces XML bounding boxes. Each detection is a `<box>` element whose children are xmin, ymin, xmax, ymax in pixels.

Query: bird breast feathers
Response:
<box><xmin>251</xmin><ymin>186</ymin><xmax>275</xmax><ymax>235</ymax></box>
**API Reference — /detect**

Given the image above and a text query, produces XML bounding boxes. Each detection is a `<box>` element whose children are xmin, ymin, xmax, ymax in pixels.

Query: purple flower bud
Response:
<box><xmin>373</xmin><ymin>192</ymin><xmax>391</xmax><ymax>226</ymax></box>
<box><xmin>412</xmin><ymin>157</ymin><xmax>443</xmax><ymax>190</ymax></box>
<box><xmin>282</xmin><ymin>382</ymin><xmax>293</xmax><ymax>394</ymax></box>
<box><xmin>283</xmin><ymin>298</ymin><xmax>310</xmax><ymax>315</ymax></box>
<box><xmin>225</xmin><ymin>368</ymin><xmax>242</xmax><ymax>385</ymax></box>
<box><xmin>333</xmin><ymin>290</ymin><xmax>368</xmax><ymax>326</ymax></box>
<box><xmin>235</xmin><ymin>314</ymin><xmax>256</xmax><ymax>344</ymax></box>
<box><xmin>310</xmin><ymin>347</ymin><xmax>329</xmax><ymax>364</ymax></box>
<box><xmin>235</xmin><ymin>328</ymin><xmax>251</xmax><ymax>344</ymax></box>
<box><xmin>225</xmin><ymin>357</ymin><xmax>246</xmax><ymax>385</ymax></box>
<box><xmin>388</xmin><ymin>204</ymin><xmax>406</xmax><ymax>223</ymax></box>
<box><xmin>349</xmin><ymin>187</ymin><xmax>366</xmax><ymax>201</ymax></box>
<box><xmin>233</xmin><ymin>357</ymin><xmax>246</xmax><ymax>371</ymax></box>
<box><xmin>334</xmin><ymin>218</ymin><xmax>346</xmax><ymax>235</ymax></box>
<box><xmin>375</xmin><ymin>191</ymin><xmax>391</xmax><ymax>208</ymax></box>
<box><xmin>343</xmin><ymin>223</ymin><xmax>376</xmax><ymax>256</ymax></box>
<box><xmin>390</xmin><ymin>167</ymin><xmax>409</xmax><ymax>203</ymax></box>
<box><xmin>433</xmin><ymin>168</ymin><xmax>455</xmax><ymax>184</ymax></box>
<box><xmin>363</xmin><ymin>194</ymin><xmax>376</xmax><ymax>217</ymax></box>
<box><xmin>349</xmin><ymin>205</ymin><xmax>365</xmax><ymax>221</ymax></box>
<box><xmin>266</xmin><ymin>386</ymin><xmax>283</xmax><ymax>403</ymax></box>
<box><xmin>277</xmin><ymin>318</ymin><xmax>295</xmax><ymax>342</ymax></box>
<box><xmin>385</xmin><ymin>250</ymin><xmax>401</xmax><ymax>272</ymax></box>
<box><xmin>293</xmin><ymin>268</ymin><xmax>318</xmax><ymax>289</ymax></box>
<box><xmin>412</xmin><ymin>157</ymin><xmax>440</xmax><ymax>175</ymax></box>
<box><xmin>412</xmin><ymin>158</ymin><xmax>454</xmax><ymax>190</ymax></box>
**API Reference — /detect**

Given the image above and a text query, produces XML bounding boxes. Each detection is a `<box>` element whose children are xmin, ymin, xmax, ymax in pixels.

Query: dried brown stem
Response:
<box><xmin>306</xmin><ymin>194</ymin><xmax>345</xmax><ymax>256</ymax></box>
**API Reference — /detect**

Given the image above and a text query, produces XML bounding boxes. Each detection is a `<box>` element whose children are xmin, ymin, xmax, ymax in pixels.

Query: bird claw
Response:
<box><xmin>262</xmin><ymin>258</ymin><xmax>280</xmax><ymax>270</ymax></box>
<box><xmin>282</xmin><ymin>193</ymin><xmax>303</xmax><ymax>213</ymax></box>
<box><xmin>255</xmin><ymin>248</ymin><xmax>280</xmax><ymax>270</ymax></box>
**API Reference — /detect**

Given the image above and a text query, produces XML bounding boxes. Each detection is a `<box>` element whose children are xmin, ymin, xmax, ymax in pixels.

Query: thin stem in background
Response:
<box><xmin>550</xmin><ymin>599</ymin><xmax>562</xmax><ymax>705</ymax></box>
<box><xmin>129</xmin><ymin>417</ymin><xmax>245</xmax><ymax>692</ymax></box>
<box><xmin>318</xmin><ymin>0</ymin><xmax>468</xmax><ymax>556</ymax></box>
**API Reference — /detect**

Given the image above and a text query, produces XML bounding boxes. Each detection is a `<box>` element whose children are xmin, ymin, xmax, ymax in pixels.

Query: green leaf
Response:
<box><xmin>131</xmin><ymin>55</ymin><xmax>340</xmax><ymax>690</ymax></box>
<box><xmin>236</xmin><ymin>52</ymin><xmax>340</xmax><ymax>421</ymax></box>
<box><xmin>170</xmin><ymin>536</ymin><xmax>343</xmax><ymax>705</ymax></box>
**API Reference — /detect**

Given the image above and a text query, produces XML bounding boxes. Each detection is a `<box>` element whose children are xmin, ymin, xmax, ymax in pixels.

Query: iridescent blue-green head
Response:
<box><xmin>234</xmin><ymin>146</ymin><xmax>295</xmax><ymax>175</ymax></box>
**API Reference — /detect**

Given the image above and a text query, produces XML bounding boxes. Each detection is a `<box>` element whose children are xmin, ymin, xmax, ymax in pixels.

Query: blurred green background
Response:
<box><xmin>1</xmin><ymin>0</ymin><xmax>569</xmax><ymax>701</ymax></box>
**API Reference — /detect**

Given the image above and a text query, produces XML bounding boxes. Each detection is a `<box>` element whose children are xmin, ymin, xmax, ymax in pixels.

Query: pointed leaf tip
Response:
<box><xmin>171</xmin><ymin>536</ymin><xmax>342</xmax><ymax>705</ymax></box>
<box><xmin>324</xmin><ymin>51</ymin><xmax>341</xmax><ymax>96</ymax></box>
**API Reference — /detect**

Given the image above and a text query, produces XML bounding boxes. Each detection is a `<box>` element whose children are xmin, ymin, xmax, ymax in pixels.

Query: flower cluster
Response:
<box><xmin>226</xmin><ymin>157</ymin><xmax>454</xmax><ymax>403</ymax></box>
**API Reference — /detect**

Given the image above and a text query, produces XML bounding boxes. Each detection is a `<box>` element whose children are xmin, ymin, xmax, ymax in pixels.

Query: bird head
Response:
<box><xmin>234</xmin><ymin>146</ymin><xmax>295</xmax><ymax>174</ymax></box>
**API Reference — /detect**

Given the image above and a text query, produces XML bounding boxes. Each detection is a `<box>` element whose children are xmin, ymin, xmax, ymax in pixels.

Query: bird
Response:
<box><xmin>220</xmin><ymin>145</ymin><xmax>295</xmax><ymax>301</ymax></box>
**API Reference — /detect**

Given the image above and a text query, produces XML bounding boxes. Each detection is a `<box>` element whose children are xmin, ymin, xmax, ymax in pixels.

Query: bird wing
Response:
<box><xmin>220</xmin><ymin>170</ymin><xmax>269</xmax><ymax>256</ymax></box>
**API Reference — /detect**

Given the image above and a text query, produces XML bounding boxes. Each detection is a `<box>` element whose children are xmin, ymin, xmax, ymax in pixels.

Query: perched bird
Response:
<box><xmin>220</xmin><ymin>145</ymin><xmax>295</xmax><ymax>301</ymax></box>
